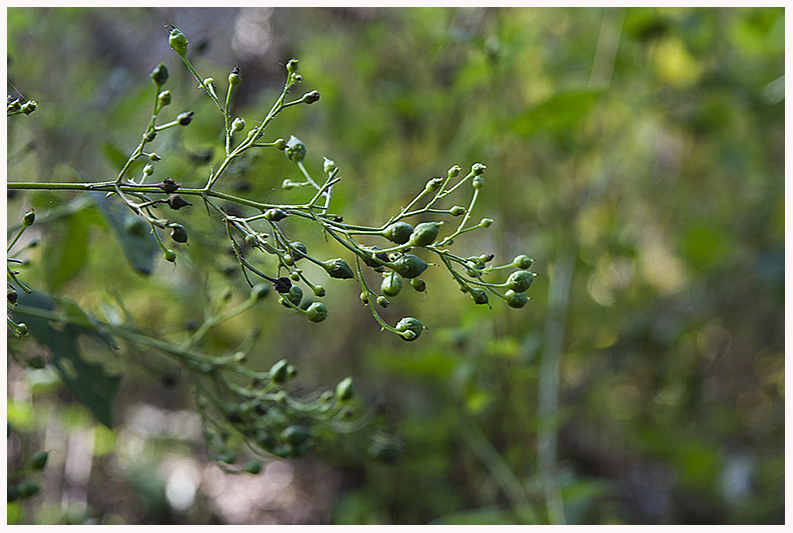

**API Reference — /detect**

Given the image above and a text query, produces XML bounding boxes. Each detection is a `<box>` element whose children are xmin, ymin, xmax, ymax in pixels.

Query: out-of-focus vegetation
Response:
<box><xmin>6</xmin><ymin>7</ymin><xmax>784</xmax><ymax>525</ymax></box>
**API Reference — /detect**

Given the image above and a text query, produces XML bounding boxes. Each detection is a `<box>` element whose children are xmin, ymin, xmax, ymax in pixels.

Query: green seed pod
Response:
<box><xmin>28</xmin><ymin>451</ymin><xmax>49</xmax><ymax>471</ymax></box>
<box><xmin>376</xmin><ymin>296</ymin><xmax>390</xmax><ymax>308</ymax></box>
<box><xmin>408</xmin><ymin>221</ymin><xmax>441</xmax><ymax>247</ymax></box>
<box><xmin>505</xmin><ymin>289</ymin><xmax>528</xmax><ymax>308</ymax></box>
<box><xmin>274</xmin><ymin>138</ymin><xmax>287</xmax><ymax>150</ymax></box>
<box><xmin>449</xmin><ymin>205</ymin><xmax>466</xmax><ymax>217</ymax></box>
<box><xmin>167</xmin><ymin>26</ymin><xmax>189</xmax><ymax>57</ymax></box>
<box><xmin>228</xmin><ymin>64</ymin><xmax>241</xmax><ymax>88</ymax></box>
<box><xmin>395</xmin><ymin>317</ymin><xmax>423</xmax><ymax>341</ymax></box>
<box><xmin>280</xmin><ymin>285</ymin><xmax>303</xmax><ymax>308</ymax></box>
<box><xmin>469</xmin><ymin>287</ymin><xmax>489</xmax><ymax>305</ymax></box>
<box><xmin>177</xmin><ymin>111</ymin><xmax>194</xmax><ymax>126</ymax></box>
<box><xmin>514</xmin><ymin>255</ymin><xmax>534</xmax><ymax>270</ymax></box>
<box><xmin>301</xmin><ymin>90</ymin><xmax>320</xmax><ymax>104</ymax></box>
<box><xmin>285</xmin><ymin>135</ymin><xmax>306</xmax><ymax>163</ymax></box>
<box><xmin>479</xmin><ymin>218</ymin><xmax>493</xmax><ymax>228</ymax></box>
<box><xmin>163</xmin><ymin>249</ymin><xmax>177</xmax><ymax>263</ymax></box>
<box><xmin>245</xmin><ymin>234</ymin><xmax>258</xmax><ymax>248</ymax></box>
<box><xmin>264</xmin><ymin>208</ymin><xmax>288</xmax><ymax>222</ymax></box>
<box><xmin>383</xmin><ymin>221</ymin><xmax>414</xmax><ymax>244</ymax></box>
<box><xmin>289</xmin><ymin>241</ymin><xmax>307</xmax><ymax>261</ymax></box>
<box><xmin>381</xmin><ymin>271</ymin><xmax>402</xmax><ymax>297</ymax></box>
<box><xmin>312</xmin><ymin>285</ymin><xmax>326</xmax><ymax>297</ymax></box>
<box><xmin>157</xmin><ymin>90</ymin><xmax>171</xmax><ymax>107</ymax></box>
<box><xmin>306</xmin><ymin>302</ymin><xmax>328</xmax><ymax>323</ymax></box>
<box><xmin>280</xmin><ymin>425</ymin><xmax>313</xmax><ymax>446</ymax></box>
<box><xmin>336</xmin><ymin>377</ymin><xmax>354</xmax><ymax>402</ymax></box>
<box><xmin>410</xmin><ymin>277</ymin><xmax>426</xmax><ymax>292</ymax></box>
<box><xmin>448</xmin><ymin>165</ymin><xmax>462</xmax><ymax>179</ymax></box>
<box><xmin>150</xmin><ymin>62</ymin><xmax>169</xmax><ymax>86</ymax></box>
<box><xmin>392</xmin><ymin>254</ymin><xmax>428</xmax><ymax>279</ymax></box>
<box><xmin>269</xmin><ymin>359</ymin><xmax>289</xmax><ymax>383</ymax></box>
<box><xmin>425</xmin><ymin>177</ymin><xmax>444</xmax><ymax>191</ymax></box>
<box><xmin>289</xmin><ymin>272</ymin><xmax>300</xmax><ymax>282</ymax></box>
<box><xmin>507</xmin><ymin>270</ymin><xmax>535</xmax><ymax>292</ymax></box>
<box><xmin>363</xmin><ymin>246</ymin><xmax>388</xmax><ymax>269</ymax></box>
<box><xmin>286</xmin><ymin>58</ymin><xmax>299</xmax><ymax>74</ymax></box>
<box><xmin>231</xmin><ymin>117</ymin><xmax>245</xmax><ymax>132</ymax></box>
<box><xmin>322</xmin><ymin>258</ymin><xmax>355</xmax><ymax>279</ymax></box>
<box><xmin>143</xmin><ymin>164</ymin><xmax>154</xmax><ymax>177</ymax></box>
<box><xmin>323</xmin><ymin>157</ymin><xmax>337</xmax><ymax>174</ymax></box>
<box><xmin>472</xmin><ymin>176</ymin><xmax>484</xmax><ymax>189</ymax></box>
<box><xmin>22</xmin><ymin>209</ymin><xmax>35</xmax><ymax>227</ymax></box>
<box><xmin>169</xmin><ymin>224</ymin><xmax>188</xmax><ymax>243</ymax></box>
<box><xmin>243</xmin><ymin>459</ymin><xmax>262</xmax><ymax>475</ymax></box>
<box><xmin>472</xmin><ymin>163</ymin><xmax>487</xmax><ymax>175</ymax></box>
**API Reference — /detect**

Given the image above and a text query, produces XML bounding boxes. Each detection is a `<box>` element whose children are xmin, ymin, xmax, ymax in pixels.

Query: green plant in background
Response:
<box><xmin>6</xmin><ymin>23</ymin><xmax>535</xmax><ymax>477</ymax></box>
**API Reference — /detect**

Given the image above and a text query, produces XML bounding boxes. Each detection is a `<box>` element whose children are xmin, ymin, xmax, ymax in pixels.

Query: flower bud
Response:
<box><xmin>323</xmin><ymin>157</ymin><xmax>337</xmax><ymax>174</ymax></box>
<box><xmin>408</xmin><ymin>221</ymin><xmax>441</xmax><ymax>247</ymax></box>
<box><xmin>150</xmin><ymin>62</ymin><xmax>169</xmax><ymax>87</ymax></box>
<box><xmin>514</xmin><ymin>255</ymin><xmax>534</xmax><ymax>269</ymax></box>
<box><xmin>479</xmin><ymin>218</ymin><xmax>493</xmax><ymax>228</ymax></box>
<box><xmin>505</xmin><ymin>289</ymin><xmax>528</xmax><ymax>308</ymax></box>
<box><xmin>448</xmin><ymin>165</ymin><xmax>462</xmax><ymax>179</ymax></box>
<box><xmin>301</xmin><ymin>90</ymin><xmax>320</xmax><ymax>104</ymax></box>
<box><xmin>280</xmin><ymin>285</ymin><xmax>303</xmax><ymax>308</ymax></box>
<box><xmin>306</xmin><ymin>302</ymin><xmax>328</xmax><ymax>323</ymax></box>
<box><xmin>231</xmin><ymin>117</ymin><xmax>245</xmax><ymax>132</ymax></box>
<box><xmin>228</xmin><ymin>64</ymin><xmax>241</xmax><ymax>88</ymax></box>
<box><xmin>286</xmin><ymin>58</ymin><xmax>299</xmax><ymax>74</ymax></box>
<box><xmin>163</xmin><ymin>249</ymin><xmax>177</xmax><ymax>262</ymax></box>
<box><xmin>469</xmin><ymin>287</ymin><xmax>489</xmax><ymax>305</ymax></box>
<box><xmin>143</xmin><ymin>164</ymin><xmax>154</xmax><ymax>177</ymax></box>
<box><xmin>507</xmin><ymin>270</ymin><xmax>535</xmax><ymax>292</ymax></box>
<box><xmin>410</xmin><ymin>277</ymin><xmax>426</xmax><ymax>292</ymax></box>
<box><xmin>264</xmin><ymin>208</ymin><xmax>288</xmax><ymax>221</ymax></box>
<box><xmin>167</xmin><ymin>25</ymin><xmax>189</xmax><ymax>57</ymax></box>
<box><xmin>425</xmin><ymin>177</ymin><xmax>444</xmax><ymax>191</ymax></box>
<box><xmin>472</xmin><ymin>163</ymin><xmax>487</xmax><ymax>175</ymax></box>
<box><xmin>312</xmin><ymin>285</ymin><xmax>326</xmax><ymax>297</ymax></box>
<box><xmin>202</xmin><ymin>77</ymin><xmax>214</xmax><ymax>88</ymax></box>
<box><xmin>289</xmin><ymin>241</ymin><xmax>307</xmax><ymax>261</ymax></box>
<box><xmin>449</xmin><ymin>205</ymin><xmax>466</xmax><ymax>216</ymax></box>
<box><xmin>383</xmin><ymin>221</ymin><xmax>414</xmax><ymax>244</ymax></box>
<box><xmin>158</xmin><ymin>177</ymin><xmax>181</xmax><ymax>193</ymax></box>
<box><xmin>274</xmin><ymin>138</ymin><xmax>287</xmax><ymax>150</ymax></box>
<box><xmin>149</xmin><ymin>152</ymin><xmax>161</xmax><ymax>161</ymax></box>
<box><xmin>22</xmin><ymin>209</ymin><xmax>35</xmax><ymax>227</ymax></box>
<box><xmin>395</xmin><ymin>317</ymin><xmax>423</xmax><ymax>342</ymax></box>
<box><xmin>472</xmin><ymin>176</ymin><xmax>485</xmax><ymax>189</ymax></box>
<box><xmin>157</xmin><ymin>90</ymin><xmax>171</xmax><ymax>107</ymax></box>
<box><xmin>381</xmin><ymin>271</ymin><xmax>402</xmax><ymax>297</ymax></box>
<box><xmin>322</xmin><ymin>258</ymin><xmax>354</xmax><ymax>279</ymax></box>
<box><xmin>165</xmin><ymin>194</ymin><xmax>192</xmax><ymax>210</ymax></box>
<box><xmin>336</xmin><ymin>377</ymin><xmax>354</xmax><ymax>402</ymax></box>
<box><xmin>177</xmin><ymin>111</ymin><xmax>194</xmax><ymax>125</ymax></box>
<box><xmin>392</xmin><ymin>254</ymin><xmax>428</xmax><ymax>279</ymax></box>
<box><xmin>169</xmin><ymin>224</ymin><xmax>188</xmax><ymax>243</ymax></box>
<box><xmin>21</xmin><ymin>100</ymin><xmax>37</xmax><ymax>115</ymax></box>
<box><xmin>281</xmin><ymin>179</ymin><xmax>299</xmax><ymax>190</ymax></box>
<box><xmin>285</xmin><ymin>135</ymin><xmax>306</xmax><ymax>163</ymax></box>
<box><xmin>376</xmin><ymin>296</ymin><xmax>390</xmax><ymax>308</ymax></box>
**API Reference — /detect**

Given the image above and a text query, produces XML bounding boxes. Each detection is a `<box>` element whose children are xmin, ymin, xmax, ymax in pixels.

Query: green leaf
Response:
<box><xmin>512</xmin><ymin>88</ymin><xmax>603</xmax><ymax>137</ymax></box>
<box><xmin>42</xmin><ymin>209</ymin><xmax>91</xmax><ymax>292</ymax></box>
<box><xmin>91</xmin><ymin>191</ymin><xmax>157</xmax><ymax>276</ymax></box>
<box><xmin>12</xmin><ymin>291</ymin><xmax>121</xmax><ymax>428</ymax></box>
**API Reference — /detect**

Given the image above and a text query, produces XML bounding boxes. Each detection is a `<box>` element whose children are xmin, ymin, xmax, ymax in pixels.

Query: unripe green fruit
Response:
<box><xmin>381</xmin><ymin>271</ymin><xmax>402</xmax><ymax>297</ymax></box>
<box><xmin>322</xmin><ymin>258</ymin><xmax>354</xmax><ymax>279</ymax></box>
<box><xmin>410</xmin><ymin>278</ymin><xmax>426</xmax><ymax>292</ymax></box>
<box><xmin>312</xmin><ymin>285</ymin><xmax>326</xmax><ymax>297</ymax></box>
<box><xmin>514</xmin><ymin>255</ymin><xmax>534</xmax><ymax>269</ymax></box>
<box><xmin>449</xmin><ymin>205</ymin><xmax>466</xmax><ymax>216</ymax></box>
<box><xmin>376</xmin><ymin>296</ymin><xmax>390</xmax><ymax>308</ymax></box>
<box><xmin>280</xmin><ymin>285</ymin><xmax>303</xmax><ymax>308</ymax></box>
<box><xmin>269</xmin><ymin>359</ymin><xmax>289</xmax><ymax>383</ymax></box>
<box><xmin>22</xmin><ymin>209</ymin><xmax>35</xmax><ymax>227</ymax></box>
<box><xmin>392</xmin><ymin>254</ymin><xmax>428</xmax><ymax>279</ymax></box>
<box><xmin>169</xmin><ymin>224</ymin><xmax>188</xmax><ymax>243</ymax></box>
<box><xmin>285</xmin><ymin>135</ymin><xmax>306</xmax><ymax>163</ymax></box>
<box><xmin>479</xmin><ymin>217</ymin><xmax>493</xmax><ymax>228</ymax></box>
<box><xmin>245</xmin><ymin>234</ymin><xmax>258</xmax><ymax>247</ymax></box>
<box><xmin>28</xmin><ymin>451</ymin><xmax>49</xmax><ymax>471</ymax></box>
<box><xmin>163</xmin><ymin>249</ymin><xmax>177</xmax><ymax>262</ymax></box>
<box><xmin>231</xmin><ymin>117</ymin><xmax>245</xmax><ymax>132</ymax></box>
<box><xmin>306</xmin><ymin>302</ymin><xmax>328</xmax><ymax>323</ymax></box>
<box><xmin>336</xmin><ymin>376</ymin><xmax>354</xmax><ymax>402</ymax></box>
<box><xmin>448</xmin><ymin>165</ymin><xmax>462</xmax><ymax>178</ymax></box>
<box><xmin>408</xmin><ymin>221</ymin><xmax>441</xmax><ymax>247</ymax></box>
<box><xmin>505</xmin><ymin>289</ymin><xmax>528</xmax><ymax>308</ymax></box>
<box><xmin>150</xmin><ymin>62</ymin><xmax>169</xmax><ymax>86</ymax></box>
<box><xmin>507</xmin><ymin>270</ymin><xmax>534</xmax><ymax>292</ymax></box>
<box><xmin>472</xmin><ymin>176</ymin><xmax>485</xmax><ymax>189</ymax></box>
<box><xmin>395</xmin><ymin>317</ymin><xmax>423</xmax><ymax>341</ymax></box>
<box><xmin>383</xmin><ymin>221</ymin><xmax>414</xmax><ymax>244</ymax></box>
<box><xmin>264</xmin><ymin>208</ymin><xmax>288</xmax><ymax>222</ymax></box>
<box><xmin>158</xmin><ymin>90</ymin><xmax>171</xmax><ymax>107</ymax></box>
<box><xmin>289</xmin><ymin>241</ymin><xmax>307</xmax><ymax>261</ymax></box>
<box><xmin>363</xmin><ymin>246</ymin><xmax>388</xmax><ymax>269</ymax></box>
<box><xmin>168</xmin><ymin>26</ymin><xmax>189</xmax><ymax>57</ymax></box>
<box><xmin>469</xmin><ymin>287</ymin><xmax>489</xmax><ymax>305</ymax></box>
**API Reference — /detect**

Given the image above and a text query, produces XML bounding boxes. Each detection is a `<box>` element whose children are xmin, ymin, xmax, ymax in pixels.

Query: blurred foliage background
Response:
<box><xmin>6</xmin><ymin>6</ymin><xmax>784</xmax><ymax>525</ymax></box>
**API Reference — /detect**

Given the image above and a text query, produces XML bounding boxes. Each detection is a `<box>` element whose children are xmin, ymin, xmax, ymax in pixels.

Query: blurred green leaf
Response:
<box><xmin>13</xmin><ymin>291</ymin><xmax>120</xmax><ymax>428</ymax></box>
<box><xmin>512</xmin><ymin>88</ymin><xmax>603</xmax><ymax>137</ymax></box>
<box><xmin>42</xmin><ymin>210</ymin><xmax>91</xmax><ymax>292</ymax></box>
<box><xmin>91</xmin><ymin>191</ymin><xmax>157</xmax><ymax>276</ymax></box>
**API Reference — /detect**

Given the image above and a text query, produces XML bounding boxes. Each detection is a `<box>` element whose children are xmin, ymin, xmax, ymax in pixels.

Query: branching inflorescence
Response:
<box><xmin>7</xmin><ymin>25</ymin><xmax>536</xmax><ymax>467</ymax></box>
